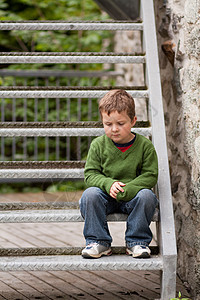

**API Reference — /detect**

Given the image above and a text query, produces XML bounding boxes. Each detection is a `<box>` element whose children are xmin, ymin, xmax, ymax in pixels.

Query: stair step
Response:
<box><xmin>0</xmin><ymin>201</ymin><xmax>80</xmax><ymax>210</ymax></box>
<box><xmin>0</xmin><ymin>208</ymin><xmax>159</xmax><ymax>223</ymax></box>
<box><xmin>0</xmin><ymin>86</ymin><xmax>148</xmax><ymax>98</ymax></box>
<box><xmin>0</xmin><ymin>161</ymin><xmax>85</xmax><ymax>169</ymax></box>
<box><xmin>0</xmin><ymin>52</ymin><xmax>145</xmax><ymax>64</ymax></box>
<box><xmin>0</xmin><ymin>161</ymin><xmax>84</xmax><ymax>178</ymax></box>
<box><xmin>0</xmin><ymin>127</ymin><xmax>151</xmax><ymax>137</ymax></box>
<box><xmin>0</xmin><ymin>121</ymin><xmax>150</xmax><ymax>128</ymax></box>
<box><xmin>0</xmin><ymin>161</ymin><xmax>84</xmax><ymax>179</ymax></box>
<box><xmin>0</xmin><ymin>246</ymin><xmax>159</xmax><ymax>256</ymax></box>
<box><xmin>0</xmin><ymin>20</ymin><xmax>143</xmax><ymax>31</ymax></box>
<box><xmin>0</xmin><ymin>255</ymin><xmax>163</xmax><ymax>271</ymax></box>
<box><xmin>0</xmin><ymin>168</ymin><xmax>84</xmax><ymax>179</ymax></box>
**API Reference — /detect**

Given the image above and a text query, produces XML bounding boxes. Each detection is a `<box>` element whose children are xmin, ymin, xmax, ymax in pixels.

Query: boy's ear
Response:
<box><xmin>131</xmin><ymin>116</ymin><xmax>137</xmax><ymax>127</ymax></box>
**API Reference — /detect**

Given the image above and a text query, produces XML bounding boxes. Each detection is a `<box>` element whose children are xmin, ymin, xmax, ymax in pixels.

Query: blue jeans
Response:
<box><xmin>79</xmin><ymin>187</ymin><xmax>158</xmax><ymax>248</ymax></box>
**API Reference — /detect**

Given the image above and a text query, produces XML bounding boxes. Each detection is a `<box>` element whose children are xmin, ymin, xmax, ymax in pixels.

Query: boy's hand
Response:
<box><xmin>110</xmin><ymin>181</ymin><xmax>126</xmax><ymax>199</ymax></box>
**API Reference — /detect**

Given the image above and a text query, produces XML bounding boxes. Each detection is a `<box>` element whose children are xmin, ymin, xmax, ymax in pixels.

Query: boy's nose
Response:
<box><xmin>112</xmin><ymin>124</ymin><xmax>119</xmax><ymax>132</ymax></box>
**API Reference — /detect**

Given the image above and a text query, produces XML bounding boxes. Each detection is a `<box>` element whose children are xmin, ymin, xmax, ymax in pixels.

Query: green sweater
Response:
<box><xmin>84</xmin><ymin>133</ymin><xmax>158</xmax><ymax>202</ymax></box>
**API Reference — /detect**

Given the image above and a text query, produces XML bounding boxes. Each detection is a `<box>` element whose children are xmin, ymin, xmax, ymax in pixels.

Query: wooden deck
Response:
<box><xmin>0</xmin><ymin>192</ymin><xmax>191</xmax><ymax>300</ymax></box>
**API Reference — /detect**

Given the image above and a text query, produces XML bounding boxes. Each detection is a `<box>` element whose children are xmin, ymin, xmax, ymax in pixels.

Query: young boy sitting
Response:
<box><xmin>80</xmin><ymin>89</ymin><xmax>158</xmax><ymax>259</ymax></box>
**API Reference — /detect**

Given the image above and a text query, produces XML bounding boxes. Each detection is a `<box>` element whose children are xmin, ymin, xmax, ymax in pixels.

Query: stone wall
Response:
<box><xmin>115</xmin><ymin>0</ymin><xmax>200</xmax><ymax>297</ymax></box>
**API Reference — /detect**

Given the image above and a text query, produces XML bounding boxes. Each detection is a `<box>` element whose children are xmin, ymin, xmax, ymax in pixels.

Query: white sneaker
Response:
<box><xmin>82</xmin><ymin>243</ymin><xmax>112</xmax><ymax>259</ymax></box>
<box><xmin>126</xmin><ymin>245</ymin><xmax>151</xmax><ymax>258</ymax></box>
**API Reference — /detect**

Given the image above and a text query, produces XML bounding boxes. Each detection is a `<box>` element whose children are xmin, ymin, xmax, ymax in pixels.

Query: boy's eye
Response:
<box><xmin>105</xmin><ymin>123</ymin><xmax>112</xmax><ymax>126</ymax></box>
<box><xmin>118</xmin><ymin>123</ymin><xmax>124</xmax><ymax>126</ymax></box>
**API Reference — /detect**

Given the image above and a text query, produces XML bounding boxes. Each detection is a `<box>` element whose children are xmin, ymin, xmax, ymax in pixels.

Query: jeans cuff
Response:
<box><xmin>126</xmin><ymin>241</ymin><xmax>149</xmax><ymax>248</ymax></box>
<box><xmin>86</xmin><ymin>240</ymin><xmax>111</xmax><ymax>247</ymax></box>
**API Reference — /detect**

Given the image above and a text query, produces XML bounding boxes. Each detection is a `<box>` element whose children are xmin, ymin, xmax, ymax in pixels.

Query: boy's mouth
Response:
<box><xmin>112</xmin><ymin>134</ymin><xmax>120</xmax><ymax>137</ymax></box>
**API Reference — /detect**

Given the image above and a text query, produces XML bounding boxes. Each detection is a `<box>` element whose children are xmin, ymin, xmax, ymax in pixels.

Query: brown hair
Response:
<box><xmin>98</xmin><ymin>89</ymin><xmax>135</xmax><ymax>121</ymax></box>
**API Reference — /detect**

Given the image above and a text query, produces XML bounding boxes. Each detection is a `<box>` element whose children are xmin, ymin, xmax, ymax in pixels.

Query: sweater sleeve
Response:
<box><xmin>84</xmin><ymin>140</ymin><xmax>115</xmax><ymax>194</ymax></box>
<box><xmin>116</xmin><ymin>147</ymin><xmax>158</xmax><ymax>202</ymax></box>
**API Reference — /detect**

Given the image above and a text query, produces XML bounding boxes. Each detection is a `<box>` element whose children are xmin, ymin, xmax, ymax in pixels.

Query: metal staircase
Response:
<box><xmin>0</xmin><ymin>0</ymin><xmax>177</xmax><ymax>299</ymax></box>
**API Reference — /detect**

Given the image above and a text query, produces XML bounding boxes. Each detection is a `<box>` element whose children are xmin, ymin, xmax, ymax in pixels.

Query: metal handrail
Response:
<box><xmin>141</xmin><ymin>0</ymin><xmax>177</xmax><ymax>298</ymax></box>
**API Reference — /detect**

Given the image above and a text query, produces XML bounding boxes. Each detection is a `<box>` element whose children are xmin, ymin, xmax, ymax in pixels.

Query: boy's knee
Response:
<box><xmin>137</xmin><ymin>189</ymin><xmax>158</xmax><ymax>207</ymax></box>
<box><xmin>80</xmin><ymin>187</ymin><xmax>107</xmax><ymax>217</ymax></box>
<box><xmin>82</xmin><ymin>187</ymin><xmax>101</xmax><ymax>199</ymax></box>
<box><xmin>80</xmin><ymin>187</ymin><xmax>103</xmax><ymax>206</ymax></box>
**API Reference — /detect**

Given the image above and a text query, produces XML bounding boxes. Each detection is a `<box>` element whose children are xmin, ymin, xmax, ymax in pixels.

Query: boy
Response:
<box><xmin>80</xmin><ymin>89</ymin><xmax>158</xmax><ymax>259</ymax></box>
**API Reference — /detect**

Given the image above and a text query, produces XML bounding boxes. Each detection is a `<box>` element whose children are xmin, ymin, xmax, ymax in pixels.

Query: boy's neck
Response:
<box><xmin>114</xmin><ymin>132</ymin><xmax>135</xmax><ymax>145</ymax></box>
<box><xmin>112</xmin><ymin>133</ymin><xmax>136</xmax><ymax>152</ymax></box>
<box><xmin>112</xmin><ymin>133</ymin><xmax>135</xmax><ymax>145</ymax></box>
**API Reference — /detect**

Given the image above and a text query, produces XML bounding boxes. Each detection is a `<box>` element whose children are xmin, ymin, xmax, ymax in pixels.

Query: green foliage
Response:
<box><xmin>0</xmin><ymin>180</ymin><xmax>86</xmax><ymax>194</ymax></box>
<box><xmin>0</xmin><ymin>182</ymin><xmax>42</xmax><ymax>193</ymax></box>
<box><xmin>46</xmin><ymin>180</ymin><xmax>86</xmax><ymax>193</ymax></box>
<box><xmin>0</xmin><ymin>0</ymin><xmax>111</xmax><ymax>54</ymax></box>
<box><xmin>0</xmin><ymin>0</ymin><xmax>105</xmax><ymax>21</ymax></box>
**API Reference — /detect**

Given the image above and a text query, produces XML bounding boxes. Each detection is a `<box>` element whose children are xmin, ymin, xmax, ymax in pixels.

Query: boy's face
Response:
<box><xmin>102</xmin><ymin>110</ymin><xmax>137</xmax><ymax>144</ymax></box>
